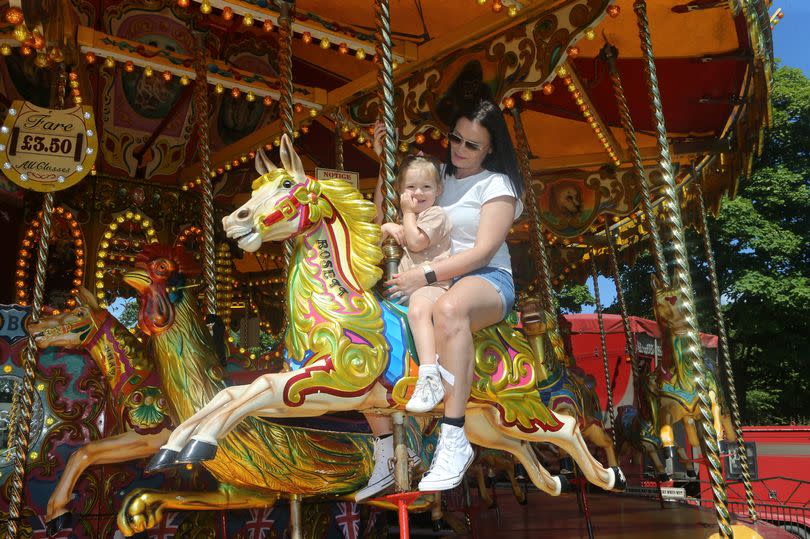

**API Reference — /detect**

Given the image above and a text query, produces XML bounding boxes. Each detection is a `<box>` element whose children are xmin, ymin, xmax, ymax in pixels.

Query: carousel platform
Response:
<box><xmin>429</xmin><ymin>489</ymin><xmax>795</xmax><ymax>538</ymax></box>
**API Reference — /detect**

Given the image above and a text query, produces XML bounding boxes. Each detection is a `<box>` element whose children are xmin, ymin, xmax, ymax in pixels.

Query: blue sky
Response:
<box><xmin>772</xmin><ymin>0</ymin><xmax>810</xmax><ymax>75</ymax></box>
<box><xmin>580</xmin><ymin>3</ymin><xmax>805</xmax><ymax>314</ymax></box>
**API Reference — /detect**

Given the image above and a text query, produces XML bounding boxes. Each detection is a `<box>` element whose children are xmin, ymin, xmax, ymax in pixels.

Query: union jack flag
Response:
<box><xmin>334</xmin><ymin>502</ymin><xmax>360</xmax><ymax>539</ymax></box>
<box><xmin>241</xmin><ymin>507</ymin><xmax>276</xmax><ymax>539</ymax></box>
<box><xmin>32</xmin><ymin>517</ymin><xmax>73</xmax><ymax>539</ymax></box>
<box><xmin>149</xmin><ymin>512</ymin><xmax>181</xmax><ymax>539</ymax></box>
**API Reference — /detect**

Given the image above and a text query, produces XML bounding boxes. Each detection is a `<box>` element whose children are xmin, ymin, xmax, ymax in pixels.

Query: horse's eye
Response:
<box><xmin>282</xmin><ymin>179</ymin><xmax>293</xmax><ymax>189</ymax></box>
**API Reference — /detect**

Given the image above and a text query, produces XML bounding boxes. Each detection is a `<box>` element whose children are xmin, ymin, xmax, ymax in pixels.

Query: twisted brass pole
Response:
<box><xmin>375</xmin><ymin>0</ymin><xmax>400</xmax><ymax>280</ymax></box>
<box><xmin>510</xmin><ymin>108</ymin><xmax>553</xmax><ymax>313</ymax></box>
<box><xmin>5</xmin><ymin>68</ymin><xmax>65</xmax><ymax>539</ymax></box>
<box><xmin>634</xmin><ymin>2</ymin><xmax>733</xmax><ymax>536</ymax></box>
<box><xmin>589</xmin><ymin>252</ymin><xmax>616</xmax><ymax>446</ymax></box>
<box><xmin>601</xmin><ymin>43</ymin><xmax>667</xmax><ymax>285</ymax></box>
<box><xmin>333</xmin><ymin>112</ymin><xmax>345</xmax><ymax>171</ymax></box>
<box><xmin>694</xmin><ymin>178</ymin><xmax>757</xmax><ymax>521</ymax></box>
<box><xmin>276</xmin><ymin>0</ymin><xmax>296</xmax><ymax>339</ymax></box>
<box><xmin>605</xmin><ymin>225</ymin><xmax>640</xmax><ymax>397</ymax></box>
<box><xmin>193</xmin><ymin>34</ymin><xmax>216</xmax><ymax>316</ymax></box>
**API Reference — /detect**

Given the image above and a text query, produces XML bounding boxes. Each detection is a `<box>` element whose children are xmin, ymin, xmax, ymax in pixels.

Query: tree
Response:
<box><xmin>117</xmin><ymin>299</ymin><xmax>140</xmax><ymax>329</ymax></box>
<box><xmin>609</xmin><ymin>66</ymin><xmax>810</xmax><ymax>424</ymax></box>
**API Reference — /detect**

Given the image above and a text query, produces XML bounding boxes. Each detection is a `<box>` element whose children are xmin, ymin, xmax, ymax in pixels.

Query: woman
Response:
<box><xmin>372</xmin><ymin>99</ymin><xmax>524</xmax><ymax>492</ymax></box>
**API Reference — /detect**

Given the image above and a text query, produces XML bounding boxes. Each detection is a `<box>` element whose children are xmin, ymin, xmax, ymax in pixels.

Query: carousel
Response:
<box><xmin>0</xmin><ymin>0</ymin><xmax>786</xmax><ymax>538</ymax></box>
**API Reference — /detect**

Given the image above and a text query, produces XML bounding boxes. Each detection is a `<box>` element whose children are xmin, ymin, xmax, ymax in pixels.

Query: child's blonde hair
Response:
<box><xmin>394</xmin><ymin>154</ymin><xmax>442</xmax><ymax>197</ymax></box>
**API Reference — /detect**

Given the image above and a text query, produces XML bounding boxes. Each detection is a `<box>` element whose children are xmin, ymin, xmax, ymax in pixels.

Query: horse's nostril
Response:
<box><xmin>237</xmin><ymin>209</ymin><xmax>250</xmax><ymax>220</ymax></box>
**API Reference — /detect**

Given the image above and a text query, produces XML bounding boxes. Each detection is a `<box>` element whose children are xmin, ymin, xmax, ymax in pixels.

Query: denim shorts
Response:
<box><xmin>454</xmin><ymin>266</ymin><xmax>515</xmax><ymax>320</ymax></box>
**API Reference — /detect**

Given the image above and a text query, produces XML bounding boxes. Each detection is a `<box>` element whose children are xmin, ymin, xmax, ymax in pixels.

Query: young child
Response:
<box><xmin>355</xmin><ymin>154</ymin><xmax>452</xmax><ymax>501</ymax></box>
<box><xmin>381</xmin><ymin>154</ymin><xmax>452</xmax><ymax>414</ymax></box>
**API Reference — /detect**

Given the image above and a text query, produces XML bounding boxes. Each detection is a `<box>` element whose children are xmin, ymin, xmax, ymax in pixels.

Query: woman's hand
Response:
<box><xmin>385</xmin><ymin>267</ymin><xmax>427</xmax><ymax>303</ymax></box>
<box><xmin>381</xmin><ymin>222</ymin><xmax>405</xmax><ymax>245</ymax></box>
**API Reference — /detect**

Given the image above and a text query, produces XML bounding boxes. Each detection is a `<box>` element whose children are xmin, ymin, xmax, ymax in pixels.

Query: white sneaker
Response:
<box><xmin>405</xmin><ymin>366</ymin><xmax>444</xmax><ymax>413</ymax></box>
<box><xmin>418</xmin><ymin>424</ymin><xmax>474</xmax><ymax>492</ymax></box>
<box><xmin>354</xmin><ymin>436</ymin><xmax>421</xmax><ymax>501</ymax></box>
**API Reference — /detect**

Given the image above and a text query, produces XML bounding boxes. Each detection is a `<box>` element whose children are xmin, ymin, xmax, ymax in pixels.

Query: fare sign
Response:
<box><xmin>0</xmin><ymin>100</ymin><xmax>98</xmax><ymax>192</ymax></box>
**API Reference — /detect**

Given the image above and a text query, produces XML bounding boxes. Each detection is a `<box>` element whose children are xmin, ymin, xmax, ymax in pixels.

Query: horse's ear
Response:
<box><xmin>279</xmin><ymin>135</ymin><xmax>306</xmax><ymax>183</ymax></box>
<box><xmin>77</xmin><ymin>287</ymin><xmax>99</xmax><ymax>309</ymax></box>
<box><xmin>255</xmin><ymin>148</ymin><xmax>276</xmax><ymax>177</ymax></box>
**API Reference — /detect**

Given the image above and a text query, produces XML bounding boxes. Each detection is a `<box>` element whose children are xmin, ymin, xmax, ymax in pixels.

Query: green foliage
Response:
<box><xmin>117</xmin><ymin>299</ymin><xmax>140</xmax><ymax>329</ymax></box>
<box><xmin>609</xmin><ymin>66</ymin><xmax>810</xmax><ymax>425</ymax></box>
<box><xmin>556</xmin><ymin>283</ymin><xmax>594</xmax><ymax>314</ymax></box>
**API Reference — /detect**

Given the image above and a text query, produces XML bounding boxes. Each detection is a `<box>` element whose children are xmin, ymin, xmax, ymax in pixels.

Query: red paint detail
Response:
<box><xmin>282</xmin><ymin>356</ymin><xmax>378</xmax><ymax>407</ymax></box>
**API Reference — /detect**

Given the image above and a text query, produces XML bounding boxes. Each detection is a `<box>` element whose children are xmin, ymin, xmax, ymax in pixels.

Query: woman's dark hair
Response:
<box><xmin>444</xmin><ymin>100</ymin><xmax>524</xmax><ymax>199</ymax></box>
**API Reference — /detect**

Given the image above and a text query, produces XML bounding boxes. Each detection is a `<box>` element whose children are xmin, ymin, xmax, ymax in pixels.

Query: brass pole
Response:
<box><xmin>276</xmin><ymin>0</ymin><xmax>296</xmax><ymax>339</ymax></box>
<box><xmin>5</xmin><ymin>68</ymin><xmax>65</xmax><ymax>539</ymax></box>
<box><xmin>693</xmin><ymin>176</ymin><xmax>757</xmax><ymax>522</ymax></box>
<box><xmin>589</xmin><ymin>252</ymin><xmax>616</xmax><ymax>447</ymax></box>
<box><xmin>600</xmin><ymin>43</ymin><xmax>667</xmax><ymax>285</ymax></box>
<box><xmin>193</xmin><ymin>33</ymin><xmax>216</xmax><ymax>316</ymax></box>
<box><xmin>375</xmin><ymin>0</ymin><xmax>401</xmax><ymax>280</ymax></box>
<box><xmin>605</xmin><ymin>226</ymin><xmax>640</xmax><ymax>397</ymax></box>
<box><xmin>634</xmin><ymin>2</ymin><xmax>733</xmax><ymax>536</ymax></box>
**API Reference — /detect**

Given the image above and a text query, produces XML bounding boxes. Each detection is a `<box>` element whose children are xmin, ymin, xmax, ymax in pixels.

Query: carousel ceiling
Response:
<box><xmin>0</xmin><ymin>0</ymin><xmax>773</xmax><ymax>283</ymax></box>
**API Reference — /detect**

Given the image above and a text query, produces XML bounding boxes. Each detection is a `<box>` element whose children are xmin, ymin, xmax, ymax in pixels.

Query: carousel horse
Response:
<box><xmin>470</xmin><ymin>447</ymin><xmax>527</xmax><ymax>508</ymax></box>
<box><xmin>521</xmin><ymin>304</ymin><xmax>617</xmax><ymax>467</ymax></box>
<box><xmin>151</xmin><ymin>136</ymin><xmax>625</xmax><ymax>500</ymax></box>
<box><xmin>28</xmin><ymin>289</ymin><xmax>172</xmax><ymax>535</ymax></box>
<box><xmin>118</xmin><ymin>244</ymin><xmax>391</xmax><ymax>535</ymax></box>
<box><xmin>650</xmin><ymin>275</ymin><xmax>735</xmax><ymax>468</ymax></box>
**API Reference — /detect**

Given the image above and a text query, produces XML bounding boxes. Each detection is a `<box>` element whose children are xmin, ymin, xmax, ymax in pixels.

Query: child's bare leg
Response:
<box><xmin>408</xmin><ymin>286</ymin><xmax>446</xmax><ymax>365</ymax></box>
<box><xmin>405</xmin><ymin>286</ymin><xmax>447</xmax><ymax>414</ymax></box>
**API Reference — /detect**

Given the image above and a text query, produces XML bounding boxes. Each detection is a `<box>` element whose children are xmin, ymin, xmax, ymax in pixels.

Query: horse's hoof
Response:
<box><xmin>131</xmin><ymin>532</ymin><xmax>149</xmax><ymax>539</ymax></box>
<box><xmin>556</xmin><ymin>475</ymin><xmax>573</xmax><ymax>495</ymax></box>
<box><xmin>610</xmin><ymin>466</ymin><xmax>627</xmax><ymax>493</ymax></box>
<box><xmin>144</xmin><ymin>448</ymin><xmax>179</xmax><ymax>474</ymax></box>
<box><xmin>517</xmin><ymin>496</ymin><xmax>529</xmax><ymax>506</ymax></box>
<box><xmin>686</xmin><ymin>469</ymin><xmax>698</xmax><ymax>480</ymax></box>
<box><xmin>657</xmin><ymin>473</ymin><xmax>671</xmax><ymax>482</ymax></box>
<box><xmin>175</xmin><ymin>439</ymin><xmax>218</xmax><ymax>464</ymax></box>
<box><xmin>46</xmin><ymin>512</ymin><xmax>72</xmax><ymax>536</ymax></box>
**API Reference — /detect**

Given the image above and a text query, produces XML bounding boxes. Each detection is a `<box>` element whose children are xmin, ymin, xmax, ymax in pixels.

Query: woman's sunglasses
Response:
<box><xmin>448</xmin><ymin>132</ymin><xmax>486</xmax><ymax>152</ymax></box>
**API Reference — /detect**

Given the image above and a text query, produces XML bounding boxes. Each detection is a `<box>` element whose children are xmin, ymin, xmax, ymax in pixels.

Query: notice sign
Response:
<box><xmin>0</xmin><ymin>100</ymin><xmax>98</xmax><ymax>192</ymax></box>
<box><xmin>316</xmin><ymin>167</ymin><xmax>359</xmax><ymax>189</ymax></box>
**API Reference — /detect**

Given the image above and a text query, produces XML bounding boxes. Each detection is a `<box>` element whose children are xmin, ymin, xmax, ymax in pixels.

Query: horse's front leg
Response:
<box><xmin>46</xmin><ymin>429</ymin><xmax>169</xmax><ymax>533</ymax></box>
<box><xmin>161</xmin><ymin>384</ymin><xmax>250</xmax><ymax>452</ymax></box>
<box><xmin>180</xmin><ymin>369</ymin><xmax>379</xmax><ymax>458</ymax></box>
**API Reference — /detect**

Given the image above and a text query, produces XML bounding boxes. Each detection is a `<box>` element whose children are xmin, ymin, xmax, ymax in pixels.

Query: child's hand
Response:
<box><xmin>381</xmin><ymin>222</ymin><xmax>404</xmax><ymax>245</ymax></box>
<box><xmin>373</xmin><ymin>120</ymin><xmax>398</xmax><ymax>158</ymax></box>
<box><xmin>400</xmin><ymin>192</ymin><xmax>418</xmax><ymax>213</ymax></box>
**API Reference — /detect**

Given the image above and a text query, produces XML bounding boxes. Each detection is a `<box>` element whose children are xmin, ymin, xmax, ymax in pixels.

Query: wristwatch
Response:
<box><xmin>423</xmin><ymin>265</ymin><xmax>437</xmax><ymax>285</ymax></box>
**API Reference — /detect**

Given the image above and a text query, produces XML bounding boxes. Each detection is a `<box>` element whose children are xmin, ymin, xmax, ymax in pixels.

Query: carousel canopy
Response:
<box><xmin>0</xmin><ymin>0</ymin><xmax>773</xmax><ymax>283</ymax></box>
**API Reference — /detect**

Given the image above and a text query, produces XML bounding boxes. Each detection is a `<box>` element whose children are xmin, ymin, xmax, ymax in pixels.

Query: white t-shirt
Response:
<box><xmin>438</xmin><ymin>167</ymin><xmax>523</xmax><ymax>274</ymax></box>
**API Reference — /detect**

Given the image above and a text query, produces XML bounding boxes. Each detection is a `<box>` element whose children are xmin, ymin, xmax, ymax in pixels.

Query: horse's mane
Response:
<box><xmin>317</xmin><ymin>178</ymin><xmax>383</xmax><ymax>291</ymax></box>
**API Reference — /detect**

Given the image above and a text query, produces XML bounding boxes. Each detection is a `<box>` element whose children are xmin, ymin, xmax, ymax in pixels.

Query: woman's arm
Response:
<box><xmin>385</xmin><ymin>196</ymin><xmax>516</xmax><ymax>293</ymax></box>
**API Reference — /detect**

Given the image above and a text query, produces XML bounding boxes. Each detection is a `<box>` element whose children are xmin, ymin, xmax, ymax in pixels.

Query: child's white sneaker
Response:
<box><xmin>405</xmin><ymin>365</ymin><xmax>444</xmax><ymax>413</ymax></box>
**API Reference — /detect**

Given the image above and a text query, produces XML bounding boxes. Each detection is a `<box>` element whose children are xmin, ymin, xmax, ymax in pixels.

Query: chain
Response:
<box><xmin>605</xmin><ymin>225</ymin><xmax>640</xmax><ymax>397</ymax></box>
<box><xmin>589</xmin><ymin>252</ymin><xmax>616</xmax><ymax>445</ymax></box>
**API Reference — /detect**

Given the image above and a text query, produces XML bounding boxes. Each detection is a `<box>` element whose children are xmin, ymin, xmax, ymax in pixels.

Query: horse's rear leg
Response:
<box><xmin>465</xmin><ymin>409</ymin><xmax>562</xmax><ymax>496</ymax></box>
<box><xmin>583</xmin><ymin>423</ymin><xmax>618</xmax><ymax>467</ymax></box>
<box><xmin>486</xmin><ymin>409</ymin><xmax>619</xmax><ymax>491</ymax></box>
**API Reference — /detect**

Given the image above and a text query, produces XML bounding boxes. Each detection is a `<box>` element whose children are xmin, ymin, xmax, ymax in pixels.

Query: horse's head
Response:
<box><xmin>650</xmin><ymin>274</ymin><xmax>689</xmax><ymax>333</ymax></box>
<box><xmin>28</xmin><ymin>288</ymin><xmax>105</xmax><ymax>349</ymax></box>
<box><xmin>223</xmin><ymin>135</ymin><xmax>331</xmax><ymax>252</ymax></box>
<box><xmin>123</xmin><ymin>244</ymin><xmax>200</xmax><ymax>336</ymax></box>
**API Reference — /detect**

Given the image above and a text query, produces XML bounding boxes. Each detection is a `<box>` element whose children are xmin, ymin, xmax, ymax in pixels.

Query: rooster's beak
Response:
<box><xmin>123</xmin><ymin>269</ymin><xmax>152</xmax><ymax>293</ymax></box>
